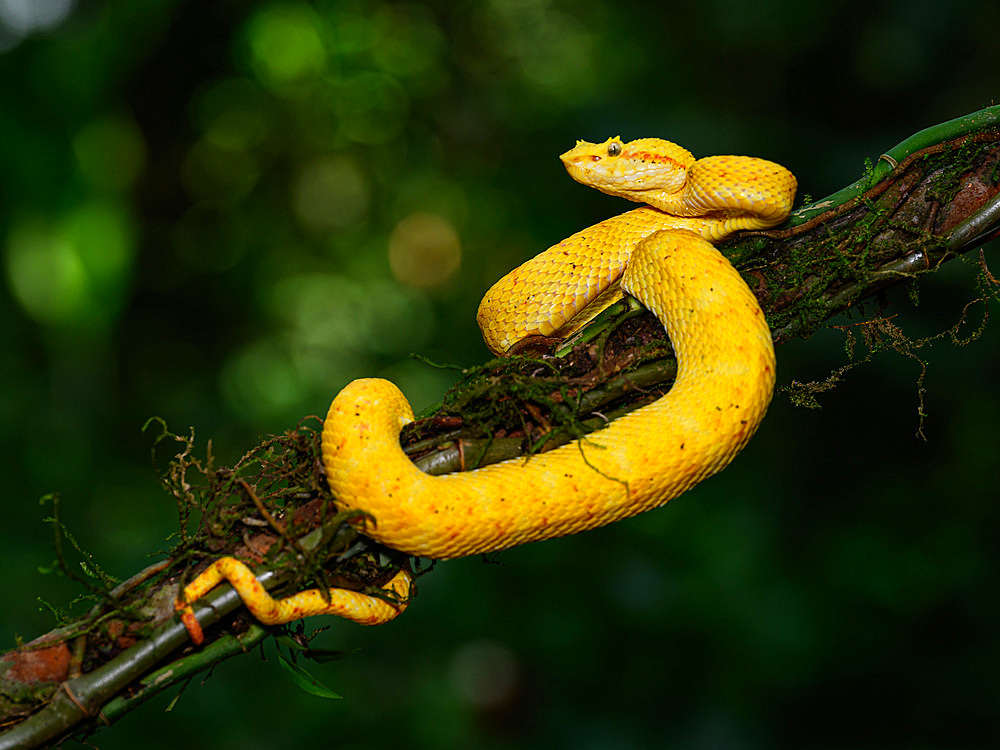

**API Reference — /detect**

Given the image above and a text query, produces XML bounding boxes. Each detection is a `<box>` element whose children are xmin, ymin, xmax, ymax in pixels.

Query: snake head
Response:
<box><xmin>560</xmin><ymin>137</ymin><xmax>696</xmax><ymax>205</ymax></box>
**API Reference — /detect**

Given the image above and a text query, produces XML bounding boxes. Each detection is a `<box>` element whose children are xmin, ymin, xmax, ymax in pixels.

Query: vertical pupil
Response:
<box><xmin>608</xmin><ymin>143</ymin><xmax>621</xmax><ymax>156</ymax></box>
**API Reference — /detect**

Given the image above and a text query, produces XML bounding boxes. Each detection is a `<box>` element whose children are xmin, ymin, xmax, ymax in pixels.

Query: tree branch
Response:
<box><xmin>403</xmin><ymin>106</ymin><xmax>1000</xmax><ymax>471</ymax></box>
<box><xmin>2</xmin><ymin>106</ymin><xmax>1000</xmax><ymax>749</ymax></box>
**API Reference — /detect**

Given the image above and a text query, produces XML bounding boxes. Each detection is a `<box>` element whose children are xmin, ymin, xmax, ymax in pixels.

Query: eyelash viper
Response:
<box><xmin>176</xmin><ymin>136</ymin><xmax>797</xmax><ymax>643</ymax></box>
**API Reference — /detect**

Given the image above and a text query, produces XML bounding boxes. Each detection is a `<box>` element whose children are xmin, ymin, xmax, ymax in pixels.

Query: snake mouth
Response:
<box><xmin>560</xmin><ymin>137</ymin><xmax>697</xmax><ymax>198</ymax></box>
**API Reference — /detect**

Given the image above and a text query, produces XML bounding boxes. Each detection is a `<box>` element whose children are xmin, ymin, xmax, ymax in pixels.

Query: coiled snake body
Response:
<box><xmin>177</xmin><ymin>138</ymin><xmax>797</xmax><ymax>639</ymax></box>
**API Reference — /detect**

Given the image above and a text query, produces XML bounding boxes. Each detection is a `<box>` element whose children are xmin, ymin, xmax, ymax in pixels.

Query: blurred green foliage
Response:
<box><xmin>1</xmin><ymin>1</ymin><xmax>998</xmax><ymax>748</ymax></box>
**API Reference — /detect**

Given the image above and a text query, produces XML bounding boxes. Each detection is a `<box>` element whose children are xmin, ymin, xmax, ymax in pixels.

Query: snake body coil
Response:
<box><xmin>178</xmin><ymin>136</ymin><xmax>796</xmax><ymax>634</ymax></box>
<box><xmin>323</xmin><ymin>137</ymin><xmax>795</xmax><ymax>559</ymax></box>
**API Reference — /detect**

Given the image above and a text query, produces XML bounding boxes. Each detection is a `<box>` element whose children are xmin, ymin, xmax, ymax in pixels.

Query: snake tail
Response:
<box><xmin>176</xmin><ymin>560</ymin><xmax>411</xmax><ymax>642</ymax></box>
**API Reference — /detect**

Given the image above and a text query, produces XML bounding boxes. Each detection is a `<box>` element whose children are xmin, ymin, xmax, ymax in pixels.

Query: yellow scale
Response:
<box><xmin>177</xmin><ymin>137</ymin><xmax>796</xmax><ymax>640</ymax></box>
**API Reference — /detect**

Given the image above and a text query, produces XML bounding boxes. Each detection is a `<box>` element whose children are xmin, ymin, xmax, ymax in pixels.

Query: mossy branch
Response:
<box><xmin>3</xmin><ymin>106</ymin><xmax>1000</xmax><ymax>749</ymax></box>
<box><xmin>404</xmin><ymin>106</ymin><xmax>1000</xmax><ymax>470</ymax></box>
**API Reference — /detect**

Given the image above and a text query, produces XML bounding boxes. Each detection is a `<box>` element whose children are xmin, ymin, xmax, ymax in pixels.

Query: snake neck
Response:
<box><xmin>640</xmin><ymin>156</ymin><xmax>797</xmax><ymax>228</ymax></box>
<box><xmin>476</xmin><ymin>203</ymin><xmax>779</xmax><ymax>355</ymax></box>
<box><xmin>562</xmin><ymin>139</ymin><xmax>797</xmax><ymax>231</ymax></box>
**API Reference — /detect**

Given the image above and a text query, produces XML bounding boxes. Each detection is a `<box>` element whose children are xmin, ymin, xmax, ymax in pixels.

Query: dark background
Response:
<box><xmin>1</xmin><ymin>1</ymin><xmax>998</xmax><ymax>748</ymax></box>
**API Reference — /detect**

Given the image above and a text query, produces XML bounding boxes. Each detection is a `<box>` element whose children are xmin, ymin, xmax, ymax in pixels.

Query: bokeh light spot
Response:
<box><xmin>244</xmin><ymin>2</ymin><xmax>326</xmax><ymax>92</ymax></box>
<box><xmin>360</xmin><ymin>280</ymin><xmax>433</xmax><ymax>355</ymax></box>
<box><xmin>0</xmin><ymin>0</ymin><xmax>74</xmax><ymax>39</ymax></box>
<box><xmin>467</xmin><ymin>0</ymin><xmax>601</xmax><ymax>106</ymax></box>
<box><xmin>327</xmin><ymin>9</ymin><xmax>373</xmax><ymax>56</ymax></box>
<box><xmin>72</xmin><ymin>114</ymin><xmax>146</xmax><ymax>191</ymax></box>
<box><xmin>196</xmin><ymin>78</ymin><xmax>270</xmax><ymax>151</ymax></box>
<box><xmin>272</xmin><ymin>273</ymin><xmax>367</xmax><ymax>353</ymax></box>
<box><xmin>220</xmin><ymin>337</ymin><xmax>307</xmax><ymax>423</ymax></box>
<box><xmin>370</xmin><ymin>4</ymin><xmax>445</xmax><ymax>78</ymax></box>
<box><xmin>518</xmin><ymin>13</ymin><xmax>595</xmax><ymax>101</ymax></box>
<box><xmin>6</xmin><ymin>221</ymin><xmax>86</xmax><ymax>324</ymax></box>
<box><xmin>271</xmin><ymin>274</ymin><xmax>373</xmax><ymax>396</ymax></box>
<box><xmin>67</xmin><ymin>201</ymin><xmax>134</xmax><ymax>287</ymax></box>
<box><xmin>448</xmin><ymin>638</ymin><xmax>520</xmax><ymax>709</ymax></box>
<box><xmin>334</xmin><ymin>71</ymin><xmax>408</xmax><ymax>144</ymax></box>
<box><xmin>5</xmin><ymin>201</ymin><xmax>134</xmax><ymax>327</ymax></box>
<box><xmin>292</xmin><ymin>156</ymin><xmax>370</xmax><ymax>231</ymax></box>
<box><xmin>182</xmin><ymin>138</ymin><xmax>260</xmax><ymax>201</ymax></box>
<box><xmin>388</xmin><ymin>212</ymin><xmax>461</xmax><ymax>289</ymax></box>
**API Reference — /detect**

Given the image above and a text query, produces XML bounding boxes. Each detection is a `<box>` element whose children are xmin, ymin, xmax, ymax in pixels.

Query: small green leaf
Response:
<box><xmin>273</xmin><ymin>633</ymin><xmax>306</xmax><ymax>652</ymax></box>
<box><xmin>276</xmin><ymin>649</ymin><xmax>342</xmax><ymax>699</ymax></box>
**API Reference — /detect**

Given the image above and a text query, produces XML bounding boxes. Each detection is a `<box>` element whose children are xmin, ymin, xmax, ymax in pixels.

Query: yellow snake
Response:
<box><xmin>176</xmin><ymin>137</ymin><xmax>796</xmax><ymax>641</ymax></box>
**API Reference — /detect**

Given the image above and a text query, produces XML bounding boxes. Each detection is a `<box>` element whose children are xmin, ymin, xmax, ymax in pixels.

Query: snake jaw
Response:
<box><xmin>561</xmin><ymin>137</ymin><xmax>695</xmax><ymax>205</ymax></box>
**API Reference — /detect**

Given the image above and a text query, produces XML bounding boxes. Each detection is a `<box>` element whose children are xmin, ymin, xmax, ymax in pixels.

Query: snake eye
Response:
<box><xmin>607</xmin><ymin>141</ymin><xmax>622</xmax><ymax>157</ymax></box>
